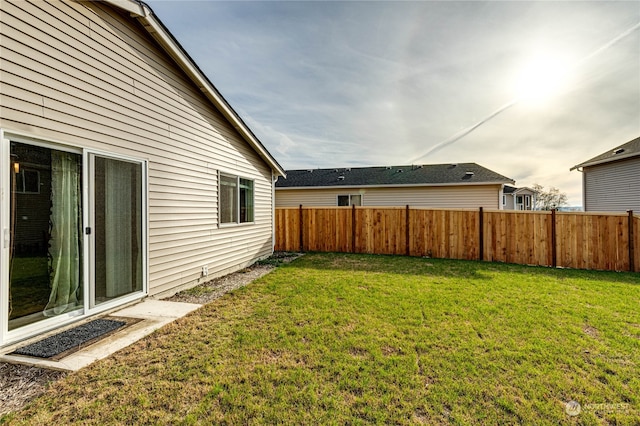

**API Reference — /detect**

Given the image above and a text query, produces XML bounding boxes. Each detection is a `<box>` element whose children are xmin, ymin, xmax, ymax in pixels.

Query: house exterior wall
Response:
<box><xmin>276</xmin><ymin>184</ymin><xmax>502</xmax><ymax>208</ymax></box>
<box><xmin>503</xmin><ymin>189</ymin><xmax>536</xmax><ymax>211</ymax></box>
<box><xmin>503</xmin><ymin>194</ymin><xmax>515</xmax><ymax>210</ymax></box>
<box><xmin>514</xmin><ymin>190</ymin><xmax>535</xmax><ymax>211</ymax></box>
<box><xmin>583</xmin><ymin>157</ymin><xmax>640</xmax><ymax>212</ymax></box>
<box><xmin>0</xmin><ymin>0</ymin><xmax>275</xmax><ymax>297</ymax></box>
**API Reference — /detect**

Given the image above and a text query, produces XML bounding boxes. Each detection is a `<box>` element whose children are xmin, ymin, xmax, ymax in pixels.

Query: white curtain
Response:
<box><xmin>104</xmin><ymin>159</ymin><xmax>133</xmax><ymax>297</ymax></box>
<box><xmin>45</xmin><ymin>151</ymin><xmax>81</xmax><ymax>316</ymax></box>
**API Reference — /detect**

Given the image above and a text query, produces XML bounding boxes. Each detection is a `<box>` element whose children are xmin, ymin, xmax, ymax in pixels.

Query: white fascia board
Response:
<box><xmin>101</xmin><ymin>0</ymin><xmax>285</xmax><ymax>177</ymax></box>
<box><xmin>103</xmin><ymin>0</ymin><xmax>145</xmax><ymax>16</ymax></box>
<box><xmin>513</xmin><ymin>187</ymin><xmax>535</xmax><ymax>194</ymax></box>
<box><xmin>570</xmin><ymin>152</ymin><xmax>640</xmax><ymax>171</ymax></box>
<box><xmin>275</xmin><ymin>182</ymin><xmax>511</xmax><ymax>190</ymax></box>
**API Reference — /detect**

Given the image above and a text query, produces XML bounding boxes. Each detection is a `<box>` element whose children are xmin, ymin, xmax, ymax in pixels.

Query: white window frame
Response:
<box><xmin>15</xmin><ymin>168</ymin><xmax>41</xmax><ymax>194</ymax></box>
<box><xmin>219</xmin><ymin>172</ymin><xmax>255</xmax><ymax>226</ymax></box>
<box><xmin>337</xmin><ymin>194</ymin><xmax>362</xmax><ymax>206</ymax></box>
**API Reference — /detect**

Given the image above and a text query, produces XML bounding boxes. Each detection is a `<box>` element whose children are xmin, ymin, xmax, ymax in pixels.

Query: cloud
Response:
<box><xmin>147</xmin><ymin>0</ymin><xmax>640</xmax><ymax>206</ymax></box>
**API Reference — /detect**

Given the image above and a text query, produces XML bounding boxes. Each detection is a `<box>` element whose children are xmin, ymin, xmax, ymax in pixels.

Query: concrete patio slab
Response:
<box><xmin>0</xmin><ymin>300</ymin><xmax>201</xmax><ymax>372</ymax></box>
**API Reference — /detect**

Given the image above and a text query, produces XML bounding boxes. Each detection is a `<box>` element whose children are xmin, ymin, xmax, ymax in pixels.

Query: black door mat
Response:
<box><xmin>11</xmin><ymin>318</ymin><xmax>130</xmax><ymax>359</ymax></box>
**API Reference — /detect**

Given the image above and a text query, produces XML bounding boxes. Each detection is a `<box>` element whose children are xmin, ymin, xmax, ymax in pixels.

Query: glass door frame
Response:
<box><xmin>86</xmin><ymin>149</ymin><xmax>148</xmax><ymax>314</ymax></box>
<box><xmin>0</xmin><ymin>131</ymin><xmax>148</xmax><ymax>347</ymax></box>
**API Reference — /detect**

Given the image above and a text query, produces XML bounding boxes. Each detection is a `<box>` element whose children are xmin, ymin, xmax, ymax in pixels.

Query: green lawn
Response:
<box><xmin>9</xmin><ymin>257</ymin><xmax>50</xmax><ymax>319</ymax></box>
<box><xmin>4</xmin><ymin>253</ymin><xmax>640</xmax><ymax>424</ymax></box>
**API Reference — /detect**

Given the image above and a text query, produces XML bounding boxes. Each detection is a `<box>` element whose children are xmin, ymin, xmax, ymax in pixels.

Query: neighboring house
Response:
<box><xmin>571</xmin><ymin>136</ymin><xmax>640</xmax><ymax>212</ymax></box>
<box><xmin>502</xmin><ymin>185</ymin><xmax>536</xmax><ymax>210</ymax></box>
<box><xmin>0</xmin><ymin>0</ymin><xmax>284</xmax><ymax>348</ymax></box>
<box><xmin>275</xmin><ymin>163</ymin><xmax>514</xmax><ymax>208</ymax></box>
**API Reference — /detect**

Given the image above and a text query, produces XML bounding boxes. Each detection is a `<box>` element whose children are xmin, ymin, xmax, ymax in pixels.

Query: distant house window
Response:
<box><xmin>220</xmin><ymin>173</ymin><xmax>254</xmax><ymax>224</ymax></box>
<box><xmin>516</xmin><ymin>195</ymin><xmax>523</xmax><ymax>204</ymax></box>
<box><xmin>16</xmin><ymin>169</ymin><xmax>40</xmax><ymax>194</ymax></box>
<box><xmin>502</xmin><ymin>195</ymin><xmax>506</xmax><ymax>206</ymax></box>
<box><xmin>525</xmin><ymin>195</ymin><xmax>531</xmax><ymax>208</ymax></box>
<box><xmin>337</xmin><ymin>194</ymin><xmax>362</xmax><ymax>206</ymax></box>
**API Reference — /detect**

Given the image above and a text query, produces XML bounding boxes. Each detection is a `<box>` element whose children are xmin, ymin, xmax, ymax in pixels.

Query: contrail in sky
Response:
<box><xmin>576</xmin><ymin>20</ymin><xmax>640</xmax><ymax>67</ymax></box>
<box><xmin>411</xmin><ymin>20</ymin><xmax>640</xmax><ymax>164</ymax></box>
<box><xmin>411</xmin><ymin>100</ymin><xmax>517</xmax><ymax>161</ymax></box>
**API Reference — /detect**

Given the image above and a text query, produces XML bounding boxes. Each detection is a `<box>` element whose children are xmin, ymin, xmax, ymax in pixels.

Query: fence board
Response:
<box><xmin>302</xmin><ymin>207</ymin><xmax>352</xmax><ymax>253</ymax></box>
<box><xmin>355</xmin><ymin>207</ymin><xmax>406</xmax><ymax>255</ymax></box>
<box><xmin>380</xmin><ymin>208</ymin><xmax>477</xmax><ymax>260</ymax></box>
<box><xmin>635</xmin><ymin>216</ymin><xmax>640</xmax><ymax>272</ymax></box>
<box><xmin>274</xmin><ymin>207</ymin><xmax>639</xmax><ymax>273</ymax></box>
<box><xmin>555</xmin><ymin>213</ymin><xmax>629</xmax><ymax>271</ymax></box>
<box><xmin>274</xmin><ymin>208</ymin><xmax>300</xmax><ymax>252</ymax></box>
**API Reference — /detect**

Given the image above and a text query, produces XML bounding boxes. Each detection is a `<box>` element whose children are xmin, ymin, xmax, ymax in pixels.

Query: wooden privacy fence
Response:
<box><xmin>275</xmin><ymin>206</ymin><xmax>640</xmax><ymax>272</ymax></box>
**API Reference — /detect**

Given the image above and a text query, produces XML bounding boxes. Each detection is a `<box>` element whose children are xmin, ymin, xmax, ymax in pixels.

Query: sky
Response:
<box><xmin>146</xmin><ymin>0</ymin><xmax>640</xmax><ymax>207</ymax></box>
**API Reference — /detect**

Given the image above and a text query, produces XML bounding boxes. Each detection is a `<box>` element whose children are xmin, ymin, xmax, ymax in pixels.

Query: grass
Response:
<box><xmin>3</xmin><ymin>253</ymin><xmax>640</xmax><ymax>424</ymax></box>
<box><xmin>9</xmin><ymin>257</ymin><xmax>50</xmax><ymax>319</ymax></box>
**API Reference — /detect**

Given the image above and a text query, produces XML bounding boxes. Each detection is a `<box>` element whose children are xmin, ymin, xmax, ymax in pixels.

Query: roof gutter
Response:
<box><xmin>101</xmin><ymin>0</ymin><xmax>286</xmax><ymax>177</ymax></box>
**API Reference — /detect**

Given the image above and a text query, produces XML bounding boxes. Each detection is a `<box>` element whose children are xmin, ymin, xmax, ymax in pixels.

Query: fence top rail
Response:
<box><xmin>280</xmin><ymin>206</ymin><xmax>485</xmax><ymax>212</ymax></box>
<box><xmin>483</xmin><ymin>209</ymin><xmax>552</xmax><ymax>215</ymax></box>
<box><xmin>555</xmin><ymin>211</ymin><xmax>631</xmax><ymax>218</ymax></box>
<box><xmin>276</xmin><ymin>206</ymin><xmax>638</xmax><ymax>219</ymax></box>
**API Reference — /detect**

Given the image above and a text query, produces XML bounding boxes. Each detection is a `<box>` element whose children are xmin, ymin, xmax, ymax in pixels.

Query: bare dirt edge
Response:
<box><xmin>0</xmin><ymin>252</ymin><xmax>302</xmax><ymax>417</ymax></box>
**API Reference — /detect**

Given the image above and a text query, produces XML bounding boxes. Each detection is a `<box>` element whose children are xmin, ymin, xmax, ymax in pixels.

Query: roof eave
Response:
<box><xmin>570</xmin><ymin>152</ymin><xmax>640</xmax><ymax>171</ymax></box>
<box><xmin>276</xmin><ymin>181</ymin><xmax>514</xmax><ymax>190</ymax></box>
<box><xmin>102</xmin><ymin>0</ymin><xmax>286</xmax><ymax>177</ymax></box>
<box><xmin>513</xmin><ymin>187</ymin><xmax>535</xmax><ymax>193</ymax></box>
<box><xmin>103</xmin><ymin>0</ymin><xmax>145</xmax><ymax>16</ymax></box>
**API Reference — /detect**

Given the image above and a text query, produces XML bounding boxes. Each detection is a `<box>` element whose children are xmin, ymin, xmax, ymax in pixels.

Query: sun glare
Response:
<box><xmin>513</xmin><ymin>55</ymin><xmax>570</xmax><ymax>104</ymax></box>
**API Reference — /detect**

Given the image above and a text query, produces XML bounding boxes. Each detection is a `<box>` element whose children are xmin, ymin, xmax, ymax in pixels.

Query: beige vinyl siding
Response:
<box><xmin>276</xmin><ymin>185</ymin><xmax>502</xmax><ymax>208</ymax></box>
<box><xmin>583</xmin><ymin>157</ymin><xmax>640</xmax><ymax>212</ymax></box>
<box><xmin>1</xmin><ymin>0</ymin><xmax>275</xmax><ymax>297</ymax></box>
<box><xmin>276</xmin><ymin>188</ymin><xmax>346</xmax><ymax>207</ymax></box>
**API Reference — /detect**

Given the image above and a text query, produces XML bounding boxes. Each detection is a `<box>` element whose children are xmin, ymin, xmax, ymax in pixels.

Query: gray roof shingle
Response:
<box><xmin>276</xmin><ymin>163</ymin><xmax>514</xmax><ymax>188</ymax></box>
<box><xmin>571</xmin><ymin>136</ymin><xmax>640</xmax><ymax>170</ymax></box>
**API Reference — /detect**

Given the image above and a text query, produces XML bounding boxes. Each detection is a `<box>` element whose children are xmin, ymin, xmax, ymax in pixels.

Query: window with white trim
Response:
<box><xmin>15</xmin><ymin>168</ymin><xmax>40</xmax><ymax>194</ymax></box>
<box><xmin>220</xmin><ymin>173</ymin><xmax>254</xmax><ymax>224</ymax></box>
<box><xmin>337</xmin><ymin>194</ymin><xmax>362</xmax><ymax>206</ymax></box>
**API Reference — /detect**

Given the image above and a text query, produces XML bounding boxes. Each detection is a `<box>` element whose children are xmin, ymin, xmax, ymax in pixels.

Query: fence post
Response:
<box><xmin>478</xmin><ymin>207</ymin><xmax>484</xmax><ymax>261</ymax></box>
<box><xmin>405</xmin><ymin>205</ymin><xmax>410</xmax><ymax>256</ymax></box>
<box><xmin>352</xmin><ymin>204</ymin><xmax>356</xmax><ymax>254</ymax></box>
<box><xmin>551</xmin><ymin>209</ymin><xmax>557</xmax><ymax>268</ymax></box>
<box><xmin>299</xmin><ymin>204</ymin><xmax>304</xmax><ymax>252</ymax></box>
<box><xmin>629</xmin><ymin>210</ymin><xmax>635</xmax><ymax>272</ymax></box>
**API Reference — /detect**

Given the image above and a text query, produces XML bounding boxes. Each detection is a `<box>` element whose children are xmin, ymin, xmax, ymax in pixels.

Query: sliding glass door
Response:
<box><xmin>2</xmin><ymin>136</ymin><xmax>146</xmax><ymax>343</ymax></box>
<box><xmin>90</xmin><ymin>154</ymin><xmax>143</xmax><ymax>306</ymax></box>
<box><xmin>8</xmin><ymin>142</ymin><xmax>84</xmax><ymax>330</ymax></box>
